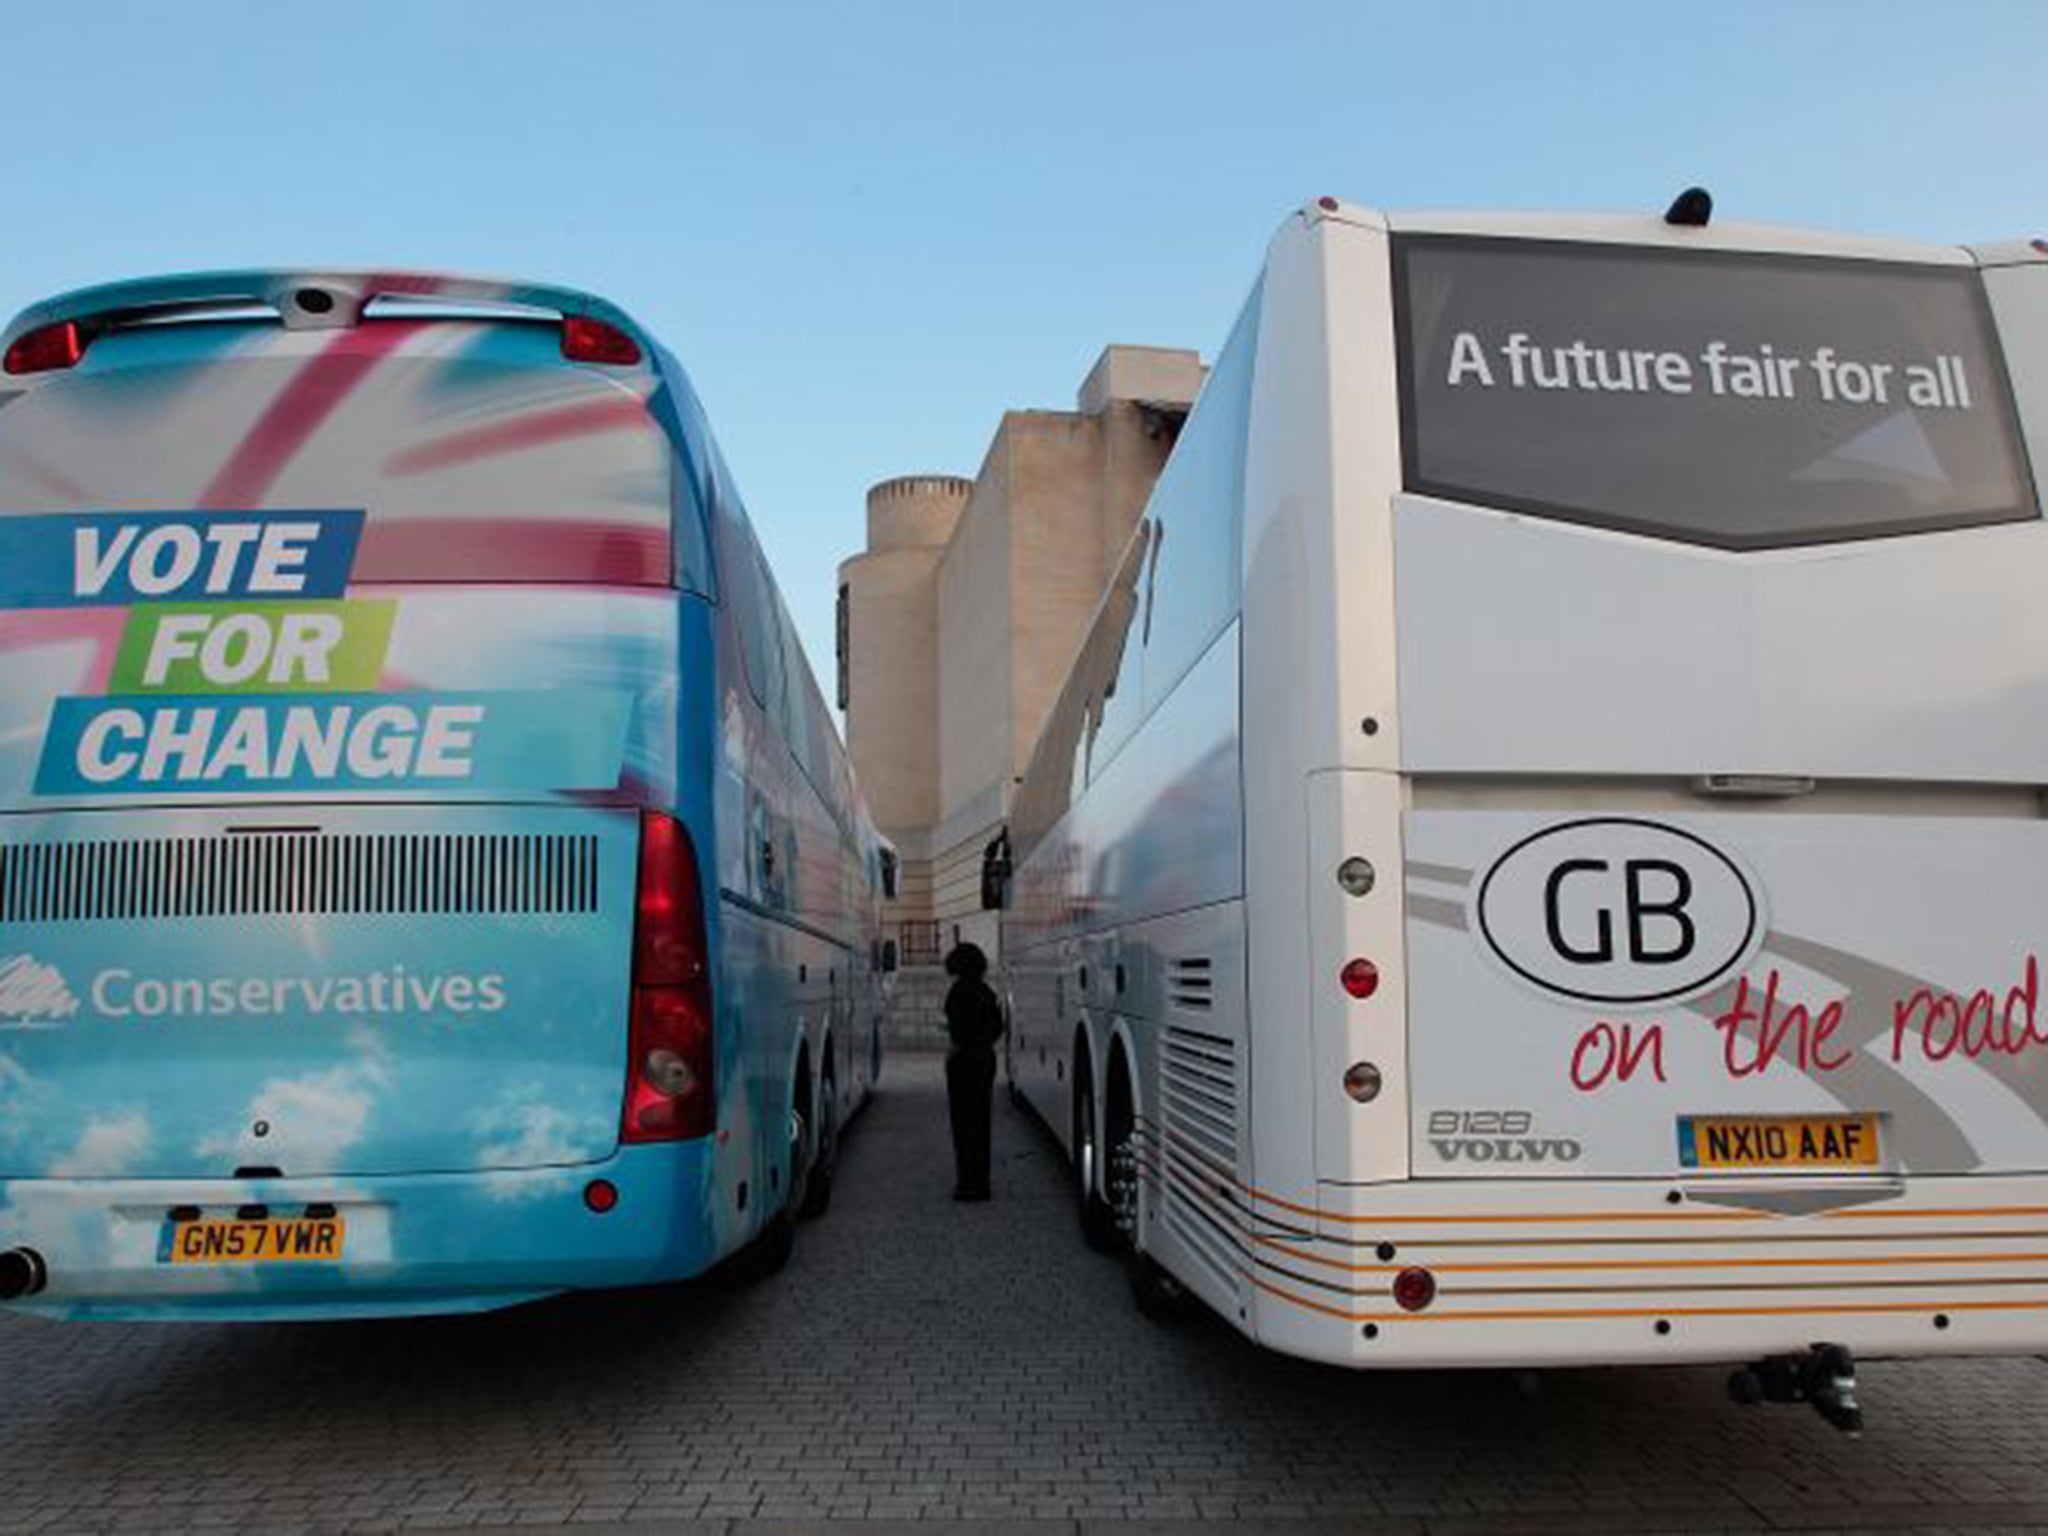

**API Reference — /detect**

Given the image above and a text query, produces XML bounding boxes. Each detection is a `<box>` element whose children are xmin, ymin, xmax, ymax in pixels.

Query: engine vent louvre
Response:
<box><xmin>1167</xmin><ymin>955</ymin><xmax>1213</xmax><ymax>1012</ymax></box>
<box><xmin>1159</xmin><ymin>1023</ymin><xmax>1241</xmax><ymax>1293</ymax></box>
<box><xmin>0</xmin><ymin>833</ymin><xmax>601</xmax><ymax>924</ymax></box>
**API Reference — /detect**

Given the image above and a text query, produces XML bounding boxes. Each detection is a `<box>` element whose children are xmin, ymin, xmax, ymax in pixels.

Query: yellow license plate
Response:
<box><xmin>1679</xmin><ymin>1114</ymin><xmax>1880</xmax><ymax>1171</ymax></box>
<box><xmin>163</xmin><ymin>1216</ymin><xmax>346</xmax><ymax>1265</ymax></box>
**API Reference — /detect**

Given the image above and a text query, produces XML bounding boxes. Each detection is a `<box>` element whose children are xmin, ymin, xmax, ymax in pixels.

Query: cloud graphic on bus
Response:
<box><xmin>472</xmin><ymin>1089</ymin><xmax>616</xmax><ymax>1201</ymax></box>
<box><xmin>0</xmin><ymin>1057</ymin><xmax>39</xmax><ymax>1163</ymax></box>
<box><xmin>196</xmin><ymin>1031</ymin><xmax>392</xmax><ymax>1169</ymax></box>
<box><xmin>47</xmin><ymin>1111</ymin><xmax>150</xmax><ymax>1178</ymax></box>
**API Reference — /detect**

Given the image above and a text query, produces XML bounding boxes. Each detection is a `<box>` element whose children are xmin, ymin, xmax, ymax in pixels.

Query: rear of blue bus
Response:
<box><xmin>0</xmin><ymin>272</ymin><xmax>726</xmax><ymax>1320</ymax></box>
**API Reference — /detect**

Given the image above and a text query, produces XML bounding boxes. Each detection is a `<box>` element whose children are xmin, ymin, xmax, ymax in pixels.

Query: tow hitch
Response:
<box><xmin>1728</xmin><ymin>1343</ymin><xmax>1863</xmax><ymax>1434</ymax></box>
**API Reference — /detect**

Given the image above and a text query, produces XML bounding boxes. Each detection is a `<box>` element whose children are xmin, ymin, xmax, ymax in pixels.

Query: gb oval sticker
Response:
<box><xmin>1473</xmin><ymin>818</ymin><xmax>1762</xmax><ymax>1007</ymax></box>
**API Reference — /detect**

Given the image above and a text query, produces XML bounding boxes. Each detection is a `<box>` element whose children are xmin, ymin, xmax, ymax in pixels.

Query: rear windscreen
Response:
<box><xmin>1396</xmin><ymin>236</ymin><xmax>2037</xmax><ymax>549</ymax></box>
<box><xmin>0</xmin><ymin>321</ymin><xmax>707</xmax><ymax>590</ymax></box>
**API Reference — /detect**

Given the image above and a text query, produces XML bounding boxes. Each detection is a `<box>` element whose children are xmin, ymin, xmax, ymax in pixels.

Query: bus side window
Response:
<box><xmin>731</xmin><ymin>529</ymin><xmax>785</xmax><ymax>719</ymax></box>
<box><xmin>782</xmin><ymin>635</ymin><xmax>806</xmax><ymax>763</ymax></box>
<box><xmin>1141</xmin><ymin>286</ymin><xmax>1259</xmax><ymax>714</ymax></box>
<box><xmin>1082</xmin><ymin>521</ymin><xmax>1152</xmax><ymax>781</ymax></box>
<box><xmin>779</xmin><ymin>600</ymin><xmax>851</xmax><ymax>838</ymax></box>
<box><xmin>1010</xmin><ymin>643</ymin><xmax>1092</xmax><ymax>872</ymax></box>
<box><xmin>663</xmin><ymin>379</ymin><xmax>718</xmax><ymax>599</ymax></box>
<box><xmin>782</xmin><ymin>606</ymin><xmax>825</xmax><ymax>784</ymax></box>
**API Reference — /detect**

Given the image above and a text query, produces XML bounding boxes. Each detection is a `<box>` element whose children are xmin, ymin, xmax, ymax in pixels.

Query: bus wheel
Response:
<box><xmin>1076</xmin><ymin>1070</ymin><xmax>1118</xmax><ymax>1252</ymax></box>
<box><xmin>785</xmin><ymin>1101</ymin><xmax>812</xmax><ymax>1221</ymax></box>
<box><xmin>801</xmin><ymin>1077</ymin><xmax>837</xmax><ymax>1218</ymax></box>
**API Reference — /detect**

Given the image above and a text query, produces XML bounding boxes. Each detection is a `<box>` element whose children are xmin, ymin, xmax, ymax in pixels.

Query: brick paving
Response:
<box><xmin>6</xmin><ymin>1053</ymin><xmax>2048</xmax><ymax>1533</ymax></box>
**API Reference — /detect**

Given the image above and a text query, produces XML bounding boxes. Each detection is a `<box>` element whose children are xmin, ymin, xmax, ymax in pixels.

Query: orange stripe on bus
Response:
<box><xmin>1247</xmin><ymin>1272</ymin><xmax>2048</xmax><ymax>1325</ymax></box>
<box><xmin>1252</xmin><ymin>1236</ymin><xmax>2048</xmax><ymax>1276</ymax></box>
<box><xmin>1154</xmin><ymin>1166</ymin><xmax>2048</xmax><ymax>1275</ymax></box>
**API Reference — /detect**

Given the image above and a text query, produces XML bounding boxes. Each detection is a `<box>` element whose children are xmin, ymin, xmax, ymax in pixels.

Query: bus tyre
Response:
<box><xmin>1077</xmin><ymin>1073</ymin><xmax>1118</xmax><ymax>1253</ymax></box>
<box><xmin>785</xmin><ymin>1103</ymin><xmax>811</xmax><ymax>1223</ymax></box>
<box><xmin>801</xmin><ymin>1079</ymin><xmax>837</xmax><ymax>1219</ymax></box>
<box><xmin>1128</xmin><ymin>1250</ymin><xmax>1187</xmax><ymax>1322</ymax></box>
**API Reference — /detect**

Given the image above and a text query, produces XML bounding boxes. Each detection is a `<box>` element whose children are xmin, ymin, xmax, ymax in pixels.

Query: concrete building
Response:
<box><xmin>838</xmin><ymin>346</ymin><xmax>1203</xmax><ymax>1029</ymax></box>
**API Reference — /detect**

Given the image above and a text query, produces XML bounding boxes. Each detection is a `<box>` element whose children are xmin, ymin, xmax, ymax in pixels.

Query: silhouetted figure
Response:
<box><xmin>943</xmin><ymin>942</ymin><xmax>1005</xmax><ymax>1201</ymax></box>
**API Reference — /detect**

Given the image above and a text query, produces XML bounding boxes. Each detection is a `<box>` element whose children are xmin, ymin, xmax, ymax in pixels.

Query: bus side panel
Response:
<box><xmin>712</xmin><ymin>894</ymin><xmax>802</xmax><ymax>1246</ymax></box>
<box><xmin>1002</xmin><ymin>619</ymin><xmax>1243</xmax><ymax>1199</ymax></box>
<box><xmin>1241</xmin><ymin>210</ymin><xmax>1405</xmax><ymax>1309</ymax></box>
<box><xmin>701</xmin><ymin>515</ymin><xmax>871</xmax><ymax>1228</ymax></box>
<box><xmin>1123</xmin><ymin>899</ymin><xmax>1251</xmax><ymax>1327</ymax></box>
<box><xmin>705</xmin><ymin>571</ymin><xmax>796</xmax><ymax>1236</ymax></box>
<box><xmin>1005</xmin><ymin>939</ymin><xmax>1073</xmax><ymax>1152</ymax></box>
<box><xmin>1240</xmin><ymin>216</ymin><xmax>1343</xmax><ymax>1250</ymax></box>
<box><xmin>1064</xmin><ymin>627</ymin><xmax>1244</xmax><ymax>1308</ymax></box>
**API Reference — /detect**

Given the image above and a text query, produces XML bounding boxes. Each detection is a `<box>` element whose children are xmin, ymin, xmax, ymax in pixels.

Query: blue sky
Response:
<box><xmin>6</xmin><ymin>1</ymin><xmax>2047</xmax><ymax>688</ymax></box>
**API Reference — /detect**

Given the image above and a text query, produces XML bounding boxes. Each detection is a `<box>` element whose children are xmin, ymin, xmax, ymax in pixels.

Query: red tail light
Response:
<box><xmin>1393</xmin><ymin>1266</ymin><xmax>1437</xmax><ymax>1312</ymax></box>
<box><xmin>562</xmin><ymin>316</ymin><xmax>642</xmax><ymax>366</ymax></box>
<box><xmin>623</xmin><ymin>810</ymin><xmax>714</xmax><ymax>1142</ymax></box>
<box><xmin>4</xmin><ymin>322</ymin><xmax>86</xmax><ymax>375</ymax></box>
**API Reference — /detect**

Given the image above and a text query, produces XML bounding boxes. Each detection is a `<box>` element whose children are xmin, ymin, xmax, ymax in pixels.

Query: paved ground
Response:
<box><xmin>9</xmin><ymin>1054</ymin><xmax>2048</xmax><ymax>1535</ymax></box>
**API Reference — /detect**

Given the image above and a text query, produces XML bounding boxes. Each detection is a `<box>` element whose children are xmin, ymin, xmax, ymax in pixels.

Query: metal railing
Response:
<box><xmin>898</xmin><ymin>920</ymin><xmax>942</xmax><ymax>967</ymax></box>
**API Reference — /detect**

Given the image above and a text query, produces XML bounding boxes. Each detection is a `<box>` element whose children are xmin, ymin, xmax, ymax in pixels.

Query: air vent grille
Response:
<box><xmin>1161</xmin><ymin>1025</ymin><xmax>1236</xmax><ymax>1167</ymax></box>
<box><xmin>1162</xmin><ymin>1203</ymin><xmax>1241</xmax><ymax>1296</ymax></box>
<box><xmin>1158</xmin><ymin>1024</ymin><xmax>1242</xmax><ymax>1294</ymax></box>
<box><xmin>1167</xmin><ymin>955</ymin><xmax>1213</xmax><ymax>1011</ymax></box>
<box><xmin>0</xmin><ymin>833</ymin><xmax>600</xmax><ymax>925</ymax></box>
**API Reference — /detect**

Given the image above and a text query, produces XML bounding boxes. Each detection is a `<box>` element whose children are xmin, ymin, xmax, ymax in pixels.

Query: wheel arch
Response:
<box><xmin>1105</xmin><ymin>1018</ymin><xmax>1143</xmax><ymax>1135</ymax></box>
<box><xmin>792</xmin><ymin>1032</ymin><xmax>814</xmax><ymax>1117</ymax></box>
<box><xmin>1069</xmin><ymin>1015</ymin><xmax>1101</xmax><ymax>1162</ymax></box>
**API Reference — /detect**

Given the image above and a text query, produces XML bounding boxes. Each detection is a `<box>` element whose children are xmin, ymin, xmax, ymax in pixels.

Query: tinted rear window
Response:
<box><xmin>1396</xmin><ymin>236</ymin><xmax>2037</xmax><ymax>549</ymax></box>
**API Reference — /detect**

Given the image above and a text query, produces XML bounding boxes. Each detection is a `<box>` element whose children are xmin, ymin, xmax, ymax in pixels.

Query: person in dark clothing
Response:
<box><xmin>942</xmin><ymin>941</ymin><xmax>1005</xmax><ymax>1201</ymax></box>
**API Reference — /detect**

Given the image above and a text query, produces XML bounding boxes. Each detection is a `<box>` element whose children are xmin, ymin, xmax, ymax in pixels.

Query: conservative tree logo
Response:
<box><xmin>0</xmin><ymin>954</ymin><xmax>80</xmax><ymax>1027</ymax></box>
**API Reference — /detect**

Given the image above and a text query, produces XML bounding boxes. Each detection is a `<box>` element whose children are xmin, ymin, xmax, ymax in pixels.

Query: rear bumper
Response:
<box><xmin>0</xmin><ymin>1140</ymin><xmax>721</xmax><ymax>1322</ymax></box>
<box><xmin>1237</xmin><ymin>1171</ymin><xmax>2048</xmax><ymax>1369</ymax></box>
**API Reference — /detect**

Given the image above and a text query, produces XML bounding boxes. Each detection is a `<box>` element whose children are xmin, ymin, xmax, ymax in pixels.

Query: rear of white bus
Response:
<box><xmin>0</xmin><ymin>271</ymin><xmax>729</xmax><ymax>1319</ymax></box>
<box><xmin>1252</xmin><ymin>206</ymin><xmax>2048</xmax><ymax>1380</ymax></box>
